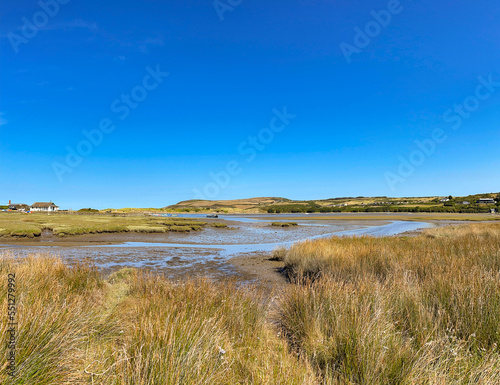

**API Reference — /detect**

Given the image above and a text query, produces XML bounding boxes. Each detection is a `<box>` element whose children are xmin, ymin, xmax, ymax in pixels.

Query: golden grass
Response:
<box><xmin>275</xmin><ymin>222</ymin><xmax>500</xmax><ymax>383</ymax></box>
<box><xmin>0</xmin><ymin>254</ymin><xmax>106</xmax><ymax>383</ymax></box>
<box><xmin>0</xmin><ymin>253</ymin><xmax>314</xmax><ymax>384</ymax></box>
<box><xmin>92</xmin><ymin>274</ymin><xmax>315</xmax><ymax>384</ymax></box>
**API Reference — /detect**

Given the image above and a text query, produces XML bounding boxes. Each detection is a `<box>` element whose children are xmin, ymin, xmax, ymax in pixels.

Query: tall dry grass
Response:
<box><xmin>0</xmin><ymin>253</ymin><xmax>315</xmax><ymax>384</ymax></box>
<box><xmin>0</xmin><ymin>253</ymin><xmax>107</xmax><ymax>384</ymax></box>
<box><xmin>275</xmin><ymin>223</ymin><xmax>500</xmax><ymax>383</ymax></box>
<box><xmin>88</xmin><ymin>273</ymin><xmax>315</xmax><ymax>384</ymax></box>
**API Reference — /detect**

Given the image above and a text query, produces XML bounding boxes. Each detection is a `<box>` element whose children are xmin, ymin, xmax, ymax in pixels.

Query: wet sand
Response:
<box><xmin>229</xmin><ymin>252</ymin><xmax>288</xmax><ymax>286</ymax></box>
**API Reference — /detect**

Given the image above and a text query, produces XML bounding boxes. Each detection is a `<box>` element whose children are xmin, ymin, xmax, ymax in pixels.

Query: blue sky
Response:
<box><xmin>1</xmin><ymin>0</ymin><xmax>499</xmax><ymax>209</ymax></box>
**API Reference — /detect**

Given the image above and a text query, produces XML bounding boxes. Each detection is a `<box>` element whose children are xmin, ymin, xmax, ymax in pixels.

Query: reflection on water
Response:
<box><xmin>1</xmin><ymin>220</ymin><xmax>433</xmax><ymax>278</ymax></box>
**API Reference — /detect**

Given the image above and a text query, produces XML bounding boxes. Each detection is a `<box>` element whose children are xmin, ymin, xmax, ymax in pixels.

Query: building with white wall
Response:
<box><xmin>30</xmin><ymin>202</ymin><xmax>59</xmax><ymax>212</ymax></box>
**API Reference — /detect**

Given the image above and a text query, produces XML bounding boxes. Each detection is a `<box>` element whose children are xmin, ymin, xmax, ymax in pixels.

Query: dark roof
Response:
<box><xmin>31</xmin><ymin>202</ymin><xmax>58</xmax><ymax>208</ymax></box>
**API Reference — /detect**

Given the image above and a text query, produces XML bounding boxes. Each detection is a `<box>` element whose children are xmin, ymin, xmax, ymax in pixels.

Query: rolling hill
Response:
<box><xmin>164</xmin><ymin>193</ymin><xmax>499</xmax><ymax>214</ymax></box>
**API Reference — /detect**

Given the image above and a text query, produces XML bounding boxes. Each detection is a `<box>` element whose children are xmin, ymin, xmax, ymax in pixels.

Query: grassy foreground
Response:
<box><xmin>0</xmin><ymin>254</ymin><xmax>314</xmax><ymax>384</ymax></box>
<box><xmin>1</xmin><ymin>222</ymin><xmax>499</xmax><ymax>384</ymax></box>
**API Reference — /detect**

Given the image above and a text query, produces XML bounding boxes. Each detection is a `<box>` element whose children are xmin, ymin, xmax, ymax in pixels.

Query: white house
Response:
<box><xmin>30</xmin><ymin>202</ymin><xmax>59</xmax><ymax>212</ymax></box>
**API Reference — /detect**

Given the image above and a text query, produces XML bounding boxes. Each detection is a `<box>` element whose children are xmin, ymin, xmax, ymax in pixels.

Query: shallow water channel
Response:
<box><xmin>1</xmin><ymin>215</ymin><xmax>433</xmax><ymax>280</ymax></box>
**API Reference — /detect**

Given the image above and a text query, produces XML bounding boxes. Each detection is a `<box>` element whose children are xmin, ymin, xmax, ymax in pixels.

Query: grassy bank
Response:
<box><xmin>0</xmin><ymin>212</ymin><xmax>228</xmax><ymax>238</ymax></box>
<box><xmin>274</xmin><ymin>222</ymin><xmax>500</xmax><ymax>383</ymax></box>
<box><xmin>1</xmin><ymin>223</ymin><xmax>499</xmax><ymax>383</ymax></box>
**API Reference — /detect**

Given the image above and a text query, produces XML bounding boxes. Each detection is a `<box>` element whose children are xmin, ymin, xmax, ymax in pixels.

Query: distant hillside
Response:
<box><xmin>165</xmin><ymin>197</ymin><xmax>290</xmax><ymax>213</ymax></box>
<box><xmin>165</xmin><ymin>193</ymin><xmax>500</xmax><ymax>214</ymax></box>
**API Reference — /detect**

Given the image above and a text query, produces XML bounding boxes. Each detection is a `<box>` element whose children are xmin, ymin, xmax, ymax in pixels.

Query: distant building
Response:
<box><xmin>30</xmin><ymin>202</ymin><xmax>59</xmax><ymax>212</ymax></box>
<box><xmin>9</xmin><ymin>203</ymin><xmax>29</xmax><ymax>211</ymax></box>
<box><xmin>462</xmin><ymin>201</ymin><xmax>470</xmax><ymax>205</ymax></box>
<box><xmin>476</xmin><ymin>198</ymin><xmax>496</xmax><ymax>205</ymax></box>
<box><xmin>440</xmin><ymin>198</ymin><xmax>450</xmax><ymax>202</ymax></box>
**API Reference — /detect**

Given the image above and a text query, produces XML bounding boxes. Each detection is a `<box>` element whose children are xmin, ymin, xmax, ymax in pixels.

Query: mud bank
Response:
<box><xmin>1</xmin><ymin>219</ymin><xmax>435</xmax><ymax>286</ymax></box>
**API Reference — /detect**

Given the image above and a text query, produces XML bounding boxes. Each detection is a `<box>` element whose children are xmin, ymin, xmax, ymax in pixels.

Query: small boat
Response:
<box><xmin>206</xmin><ymin>214</ymin><xmax>218</xmax><ymax>218</ymax></box>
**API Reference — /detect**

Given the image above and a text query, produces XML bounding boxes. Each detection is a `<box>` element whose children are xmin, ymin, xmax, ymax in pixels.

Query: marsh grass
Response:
<box><xmin>0</xmin><ymin>253</ymin><xmax>107</xmax><ymax>384</ymax></box>
<box><xmin>0</xmin><ymin>213</ymin><xmax>227</xmax><ymax>238</ymax></box>
<box><xmin>1</xmin><ymin>223</ymin><xmax>499</xmax><ymax>384</ymax></box>
<box><xmin>271</xmin><ymin>222</ymin><xmax>298</xmax><ymax>227</ymax></box>
<box><xmin>210</xmin><ymin>222</ymin><xmax>229</xmax><ymax>228</ymax></box>
<box><xmin>0</xmin><ymin>220</ymin><xmax>42</xmax><ymax>237</ymax></box>
<box><xmin>90</xmin><ymin>274</ymin><xmax>315</xmax><ymax>384</ymax></box>
<box><xmin>0</xmin><ymin>253</ymin><xmax>314</xmax><ymax>384</ymax></box>
<box><xmin>275</xmin><ymin>223</ymin><xmax>500</xmax><ymax>383</ymax></box>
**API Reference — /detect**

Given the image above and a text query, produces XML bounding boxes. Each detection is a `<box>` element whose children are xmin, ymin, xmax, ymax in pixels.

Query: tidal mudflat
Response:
<box><xmin>0</xmin><ymin>215</ymin><xmax>435</xmax><ymax>283</ymax></box>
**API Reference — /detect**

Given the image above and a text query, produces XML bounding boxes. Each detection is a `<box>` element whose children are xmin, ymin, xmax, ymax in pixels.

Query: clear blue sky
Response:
<box><xmin>1</xmin><ymin>0</ymin><xmax>499</xmax><ymax>209</ymax></box>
